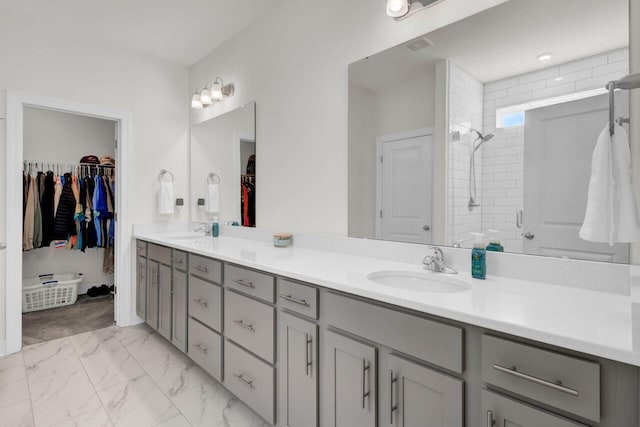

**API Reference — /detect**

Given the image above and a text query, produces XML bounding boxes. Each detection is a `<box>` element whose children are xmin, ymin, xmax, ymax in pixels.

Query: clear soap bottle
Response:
<box><xmin>470</xmin><ymin>232</ymin><xmax>486</xmax><ymax>280</ymax></box>
<box><xmin>486</xmin><ymin>229</ymin><xmax>504</xmax><ymax>252</ymax></box>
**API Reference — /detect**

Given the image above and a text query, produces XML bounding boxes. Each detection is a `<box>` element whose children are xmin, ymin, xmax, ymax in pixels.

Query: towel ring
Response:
<box><xmin>158</xmin><ymin>169</ymin><xmax>174</xmax><ymax>183</ymax></box>
<box><xmin>207</xmin><ymin>173</ymin><xmax>220</xmax><ymax>184</ymax></box>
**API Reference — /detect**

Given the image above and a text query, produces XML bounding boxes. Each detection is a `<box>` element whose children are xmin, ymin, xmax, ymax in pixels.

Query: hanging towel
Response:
<box><xmin>580</xmin><ymin>124</ymin><xmax>640</xmax><ymax>244</ymax></box>
<box><xmin>205</xmin><ymin>183</ymin><xmax>220</xmax><ymax>213</ymax></box>
<box><xmin>158</xmin><ymin>182</ymin><xmax>175</xmax><ymax>214</ymax></box>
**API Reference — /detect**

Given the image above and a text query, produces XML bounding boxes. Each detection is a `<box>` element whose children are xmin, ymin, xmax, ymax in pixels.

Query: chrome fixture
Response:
<box><xmin>606</xmin><ymin>72</ymin><xmax>640</xmax><ymax>135</ymax></box>
<box><xmin>468</xmin><ymin>129</ymin><xmax>495</xmax><ymax>211</ymax></box>
<box><xmin>422</xmin><ymin>246</ymin><xmax>458</xmax><ymax>274</ymax></box>
<box><xmin>191</xmin><ymin>77</ymin><xmax>235</xmax><ymax>109</ymax></box>
<box><xmin>194</xmin><ymin>223</ymin><xmax>212</xmax><ymax>236</ymax></box>
<box><xmin>157</xmin><ymin>169</ymin><xmax>174</xmax><ymax>183</ymax></box>
<box><xmin>386</xmin><ymin>0</ymin><xmax>445</xmax><ymax>20</ymax></box>
<box><xmin>453</xmin><ymin>238</ymin><xmax>472</xmax><ymax>248</ymax></box>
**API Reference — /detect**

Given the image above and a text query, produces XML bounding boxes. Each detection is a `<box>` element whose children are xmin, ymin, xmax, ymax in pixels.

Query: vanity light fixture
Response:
<box><xmin>386</xmin><ymin>0</ymin><xmax>444</xmax><ymax>20</ymax></box>
<box><xmin>190</xmin><ymin>77</ymin><xmax>235</xmax><ymax>109</ymax></box>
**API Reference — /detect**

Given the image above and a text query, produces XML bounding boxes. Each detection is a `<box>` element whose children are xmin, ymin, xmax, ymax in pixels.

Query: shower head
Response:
<box><xmin>470</xmin><ymin>129</ymin><xmax>495</xmax><ymax>154</ymax></box>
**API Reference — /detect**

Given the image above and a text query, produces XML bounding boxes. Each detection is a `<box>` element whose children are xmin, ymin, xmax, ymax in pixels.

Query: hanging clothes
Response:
<box><xmin>53</xmin><ymin>175</ymin><xmax>62</xmax><ymax>217</ymax></box>
<box><xmin>23</xmin><ymin>175</ymin><xmax>36</xmax><ymax>251</ymax></box>
<box><xmin>52</xmin><ymin>173</ymin><xmax>77</xmax><ymax>241</ymax></box>
<box><xmin>41</xmin><ymin>171</ymin><xmax>55</xmax><ymax>247</ymax></box>
<box><xmin>33</xmin><ymin>175</ymin><xmax>43</xmax><ymax>249</ymax></box>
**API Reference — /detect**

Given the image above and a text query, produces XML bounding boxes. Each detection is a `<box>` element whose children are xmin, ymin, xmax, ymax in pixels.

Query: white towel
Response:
<box><xmin>158</xmin><ymin>182</ymin><xmax>175</xmax><ymax>215</ymax></box>
<box><xmin>580</xmin><ymin>124</ymin><xmax>640</xmax><ymax>244</ymax></box>
<box><xmin>205</xmin><ymin>183</ymin><xmax>220</xmax><ymax>213</ymax></box>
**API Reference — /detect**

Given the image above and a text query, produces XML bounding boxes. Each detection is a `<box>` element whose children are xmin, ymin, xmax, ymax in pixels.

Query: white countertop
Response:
<box><xmin>135</xmin><ymin>229</ymin><xmax>640</xmax><ymax>367</ymax></box>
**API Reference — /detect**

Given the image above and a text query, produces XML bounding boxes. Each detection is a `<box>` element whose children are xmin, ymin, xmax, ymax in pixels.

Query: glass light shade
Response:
<box><xmin>386</xmin><ymin>0</ymin><xmax>409</xmax><ymax>17</ymax></box>
<box><xmin>191</xmin><ymin>92</ymin><xmax>203</xmax><ymax>109</ymax></box>
<box><xmin>210</xmin><ymin>81</ymin><xmax>223</xmax><ymax>101</ymax></box>
<box><xmin>200</xmin><ymin>87</ymin><xmax>212</xmax><ymax>105</ymax></box>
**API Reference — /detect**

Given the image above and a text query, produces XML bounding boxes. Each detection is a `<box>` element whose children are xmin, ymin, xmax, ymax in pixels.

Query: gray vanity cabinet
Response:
<box><xmin>135</xmin><ymin>254</ymin><xmax>147</xmax><ymax>320</ymax></box>
<box><xmin>171</xmin><ymin>269</ymin><xmax>188</xmax><ymax>352</ymax></box>
<box><xmin>156</xmin><ymin>263</ymin><xmax>172</xmax><ymax>340</ymax></box>
<box><xmin>279</xmin><ymin>311</ymin><xmax>318</xmax><ymax>427</ymax></box>
<box><xmin>146</xmin><ymin>260</ymin><xmax>159</xmax><ymax>329</ymax></box>
<box><xmin>146</xmin><ymin>244</ymin><xmax>173</xmax><ymax>340</ymax></box>
<box><xmin>481</xmin><ymin>389</ymin><xmax>587</xmax><ymax>427</ymax></box>
<box><xmin>385</xmin><ymin>354</ymin><xmax>463</xmax><ymax>427</ymax></box>
<box><xmin>325</xmin><ymin>329</ymin><xmax>377</xmax><ymax>427</ymax></box>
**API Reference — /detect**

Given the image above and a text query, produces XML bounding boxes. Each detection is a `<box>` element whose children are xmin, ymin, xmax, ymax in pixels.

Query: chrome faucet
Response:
<box><xmin>422</xmin><ymin>246</ymin><xmax>457</xmax><ymax>274</ymax></box>
<box><xmin>194</xmin><ymin>223</ymin><xmax>212</xmax><ymax>236</ymax></box>
<box><xmin>453</xmin><ymin>238</ymin><xmax>472</xmax><ymax>248</ymax></box>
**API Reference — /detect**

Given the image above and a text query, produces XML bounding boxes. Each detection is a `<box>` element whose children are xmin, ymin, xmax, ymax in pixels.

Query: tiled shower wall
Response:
<box><xmin>476</xmin><ymin>48</ymin><xmax>628</xmax><ymax>252</ymax></box>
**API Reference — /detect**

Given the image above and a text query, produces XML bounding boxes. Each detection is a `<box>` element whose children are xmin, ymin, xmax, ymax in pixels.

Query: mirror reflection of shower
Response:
<box><xmin>468</xmin><ymin>129</ymin><xmax>494</xmax><ymax>211</ymax></box>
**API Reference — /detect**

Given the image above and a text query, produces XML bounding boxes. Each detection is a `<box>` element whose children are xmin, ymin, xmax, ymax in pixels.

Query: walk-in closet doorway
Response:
<box><xmin>5</xmin><ymin>93</ymin><xmax>134</xmax><ymax>355</ymax></box>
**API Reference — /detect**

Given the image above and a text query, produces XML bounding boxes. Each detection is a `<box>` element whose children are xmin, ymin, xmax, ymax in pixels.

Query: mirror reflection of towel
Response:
<box><xmin>206</xmin><ymin>183</ymin><xmax>220</xmax><ymax>213</ymax></box>
<box><xmin>158</xmin><ymin>182</ymin><xmax>174</xmax><ymax>215</ymax></box>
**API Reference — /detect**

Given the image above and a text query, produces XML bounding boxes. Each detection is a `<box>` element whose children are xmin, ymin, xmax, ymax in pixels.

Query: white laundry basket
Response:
<box><xmin>22</xmin><ymin>273</ymin><xmax>83</xmax><ymax>312</ymax></box>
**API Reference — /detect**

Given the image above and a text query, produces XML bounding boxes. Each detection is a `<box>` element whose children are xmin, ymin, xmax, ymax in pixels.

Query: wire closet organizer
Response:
<box><xmin>23</xmin><ymin>159</ymin><xmax>115</xmax><ymax>177</ymax></box>
<box><xmin>607</xmin><ymin>72</ymin><xmax>640</xmax><ymax>136</ymax></box>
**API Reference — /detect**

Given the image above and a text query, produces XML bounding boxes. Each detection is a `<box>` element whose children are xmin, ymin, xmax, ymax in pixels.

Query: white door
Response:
<box><xmin>378</xmin><ymin>134</ymin><xmax>432</xmax><ymax>244</ymax></box>
<box><xmin>523</xmin><ymin>92</ymin><xmax>629</xmax><ymax>262</ymax></box>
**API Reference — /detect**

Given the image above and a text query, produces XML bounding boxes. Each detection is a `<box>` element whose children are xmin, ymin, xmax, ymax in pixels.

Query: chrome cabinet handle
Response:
<box><xmin>389</xmin><ymin>370</ymin><xmax>398</xmax><ymax>424</ymax></box>
<box><xmin>193</xmin><ymin>264</ymin><xmax>208</xmax><ymax>273</ymax></box>
<box><xmin>233</xmin><ymin>373</ymin><xmax>254</xmax><ymax>389</ymax></box>
<box><xmin>192</xmin><ymin>298</ymin><xmax>208</xmax><ymax>308</ymax></box>
<box><xmin>233</xmin><ymin>319</ymin><xmax>255</xmax><ymax>331</ymax></box>
<box><xmin>233</xmin><ymin>279</ymin><xmax>255</xmax><ymax>288</ymax></box>
<box><xmin>305</xmin><ymin>334</ymin><xmax>312</xmax><ymax>376</ymax></box>
<box><xmin>361</xmin><ymin>358</ymin><xmax>370</xmax><ymax>409</ymax></box>
<box><xmin>493</xmin><ymin>364</ymin><xmax>579</xmax><ymax>396</ymax></box>
<box><xmin>279</xmin><ymin>294</ymin><xmax>309</xmax><ymax>306</ymax></box>
<box><xmin>194</xmin><ymin>343</ymin><xmax>208</xmax><ymax>354</ymax></box>
<box><xmin>524</xmin><ymin>231</ymin><xmax>535</xmax><ymax>240</ymax></box>
<box><xmin>487</xmin><ymin>410</ymin><xmax>494</xmax><ymax>426</ymax></box>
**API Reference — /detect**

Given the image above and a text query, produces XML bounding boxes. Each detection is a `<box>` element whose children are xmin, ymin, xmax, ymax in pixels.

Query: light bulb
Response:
<box><xmin>191</xmin><ymin>91</ymin><xmax>203</xmax><ymax>109</ymax></box>
<box><xmin>386</xmin><ymin>0</ymin><xmax>409</xmax><ymax>17</ymax></box>
<box><xmin>210</xmin><ymin>81</ymin><xmax>223</xmax><ymax>101</ymax></box>
<box><xmin>200</xmin><ymin>87</ymin><xmax>212</xmax><ymax>105</ymax></box>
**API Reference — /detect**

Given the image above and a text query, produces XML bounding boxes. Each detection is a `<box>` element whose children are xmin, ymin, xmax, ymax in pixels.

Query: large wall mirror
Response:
<box><xmin>191</xmin><ymin>102</ymin><xmax>256</xmax><ymax>226</ymax></box>
<box><xmin>349</xmin><ymin>0</ymin><xmax>632</xmax><ymax>262</ymax></box>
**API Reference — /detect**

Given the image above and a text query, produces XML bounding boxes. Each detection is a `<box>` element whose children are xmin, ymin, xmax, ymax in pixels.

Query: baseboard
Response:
<box><xmin>0</xmin><ymin>339</ymin><xmax>7</xmax><ymax>356</ymax></box>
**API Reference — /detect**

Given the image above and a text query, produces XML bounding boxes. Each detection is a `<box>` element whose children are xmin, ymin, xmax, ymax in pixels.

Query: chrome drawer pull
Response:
<box><xmin>233</xmin><ymin>373</ymin><xmax>255</xmax><ymax>389</ymax></box>
<box><xmin>389</xmin><ymin>370</ymin><xmax>398</xmax><ymax>424</ymax></box>
<box><xmin>305</xmin><ymin>334</ymin><xmax>312</xmax><ymax>376</ymax></box>
<box><xmin>361</xmin><ymin>358</ymin><xmax>370</xmax><ymax>409</ymax></box>
<box><xmin>233</xmin><ymin>319</ymin><xmax>255</xmax><ymax>331</ymax></box>
<box><xmin>487</xmin><ymin>410</ymin><xmax>495</xmax><ymax>426</ymax></box>
<box><xmin>279</xmin><ymin>294</ymin><xmax>309</xmax><ymax>306</ymax></box>
<box><xmin>193</xmin><ymin>298</ymin><xmax>208</xmax><ymax>308</ymax></box>
<box><xmin>233</xmin><ymin>279</ymin><xmax>255</xmax><ymax>288</ymax></box>
<box><xmin>193</xmin><ymin>264</ymin><xmax>208</xmax><ymax>273</ymax></box>
<box><xmin>493</xmin><ymin>364</ymin><xmax>579</xmax><ymax>396</ymax></box>
<box><xmin>194</xmin><ymin>343</ymin><xmax>208</xmax><ymax>354</ymax></box>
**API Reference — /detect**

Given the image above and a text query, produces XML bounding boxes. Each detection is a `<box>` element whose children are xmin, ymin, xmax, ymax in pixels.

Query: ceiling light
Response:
<box><xmin>200</xmin><ymin>87</ymin><xmax>212</xmax><ymax>105</ymax></box>
<box><xmin>191</xmin><ymin>91</ymin><xmax>203</xmax><ymax>109</ymax></box>
<box><xmin>210</xmin><ymin>79</ymin><xmax>223</xmax><ymax>101</ymax></box>
<box><xmin>537</xmin><ymin>52</ymin><xmax>552</xmax><ymax>62</ymax></box>
<box><xmin>386</xmin><ymin>0</ymin><xmax>409</xmax><ymax>17</ymax></box>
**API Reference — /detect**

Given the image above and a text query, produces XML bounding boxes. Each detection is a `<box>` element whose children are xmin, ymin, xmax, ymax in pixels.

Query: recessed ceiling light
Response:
<box><xmin>537</xmin><ymin>52</ymin><xmax>552</xmax><ymax>62</ymax></box>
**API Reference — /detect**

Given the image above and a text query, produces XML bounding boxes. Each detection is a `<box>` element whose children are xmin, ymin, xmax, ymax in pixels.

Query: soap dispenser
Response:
<box><xmin>486</xmin><ymin>229</ymin><xmax>504</xmax><ymax>252</ymax></box>
<box><xmin>470</xmin><ymin>232</ymin><xmax>486</xmax><ymax>280</ymax></box>
<box><xmin>212</xmin><ymin>216</ymin><xmax>219</xmax><ymax>238</ymax></box>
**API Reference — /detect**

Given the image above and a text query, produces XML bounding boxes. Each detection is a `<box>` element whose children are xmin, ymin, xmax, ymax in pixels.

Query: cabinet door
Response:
<box><xmin>386</xmin><ymin>354</ymin><xmax>463</xmax><ymax>427</ymax></box>
<box><xmin>279</xmin><ymin>311</ymin><xmax>318</xmax><ymax>427</ymax></box>
<box><xmin>146</xmin><ymin>260</ymin><xmax>159</xmax><ymax>330</ymax></box>
<box><xmin>325</xmin><ymin>330</ymin><xmax>377</xmax><ymax>427</ymax></box>
<box><xmin>157</xmin><ymin>264</ymin><xmax>172</xmax><ymax>340</ymax></box>
<box><xmin>172</xmin><ymin>269</ymin><xmax>187</xmax><ymax>352</ymax></box>
<box><xmin>481</xmin><ymin>390</ymin><xmax>587</xmax><ymax>427</ymax></box>
<box><xmin>136</xmin><ymin>255</ymin><xmax>147</xmax><ymax>320</ymax></box>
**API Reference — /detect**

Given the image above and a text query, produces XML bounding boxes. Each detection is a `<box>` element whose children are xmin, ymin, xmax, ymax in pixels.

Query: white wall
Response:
<box><xmin>22</xmin><ymin>107</ymin><xmax>116</xmax><ymax>289</ymax></box>
<box><xmin>0</xmin><ymin>43</ymin><xmax>189</xmax><ymax>341</ymax></box>
<box><xmin>189</xmin><ymin>0</ymin><xmax>510</xmax><ymax>236</ymax></box>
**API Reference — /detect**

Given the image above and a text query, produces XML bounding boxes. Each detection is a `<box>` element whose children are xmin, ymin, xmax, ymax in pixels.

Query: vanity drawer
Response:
<box><xmin>189</xmin><ymin>254</ymin><xmax>222</xmax><ymax>284</ymax></box>
<box><xmin>225</xmin><ymin>290</ymin><xmax>275</xmax><ymax>363</ymax></box>
<box><xmin>172</xmin><ymin>250</ymin><xmax>187</xmax><ymax>271</ymax></box>
<box><xmin>481</xmin><ymin>335</ymin><xmax>600</xmax><ymax>422</ymax></box>
<box><xmin>135</xmin><ymin>240</ymin><xmax>147</xmax><ymax>258</ymax></box>
<box><xmin>325</xmin><ymin>292</ymin><xmax>463</xmax><ymax>373</ymax></box>
<box><xmin>189</xmin><ymin>277</ymin><xmax>223</xmax><ymax>332</ymax></box>
<box><xmin>224</xmin><ymin>340</ymin><xmax>275</xmax><ymax>424</ymax></box>
<box><xmin>277</xmin><ymin>278</ymin><xmax>318</xmax><ymax>319</ymax></box>
<box><xmin>225</xmin><ymin>264</ymin><xmax>275</xmax><ymax>303</ymax></box>
<box><xmin>188</xmin><ymin>318</ymin><xmax>222</xmax><ymax>381</ymax></box>
<box><xmin>148</xmin><ymin>243</ymin><xmax>171</xmax><ymax>265</ymax></box>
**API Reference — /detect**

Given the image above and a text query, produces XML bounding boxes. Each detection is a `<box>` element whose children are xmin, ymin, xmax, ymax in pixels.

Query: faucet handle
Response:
<box><xmin>427</xmin><ymin>246</ymin><xmax>444</xmax><ymax>259</ymax></box>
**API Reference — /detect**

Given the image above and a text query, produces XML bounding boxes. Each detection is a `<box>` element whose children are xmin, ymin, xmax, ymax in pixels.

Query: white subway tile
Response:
<box><xmin>485</xmin><ymin>77</ymin><xmax>519</xmax><ymax>93</ymax></box>
<box><xmin>507</xmin><ymin>79</ymin><xmax>547</xmax><ymax>96</ymax></box>
<box><xmin>518</xmin><ymin>67</ymin><xmax>559</xmax><ymax>84</ymax></box>
<box><xmin>531</xmin><ymin>82</ymin><xmax>576</xmax><ymax>99</ymax></box>
<box><xmin>485</xmin><ymin>89</ymin><xmax>508</xmax><ymax>101</ymax></box>
<box><xmin>607</xmin><ymin>49</ymin><xmax>628</xmax><ymax>64</ymax></box>
<box><xmin>592</xmin><ymin>60</ymin><xmax>628</xmax><ymax>77</ymax></box>
<box><xmin>546</xmin><ymin>69</ymin><xmax>591</xmax><ymax>87</ymax></box>
<box><xmin>559</xmin><ymin>55</ymin><xmax>608</xmax><ymax>75</ymax></box>
<box><xmin>575</xmin><ymin>71</ymin><xmax>628</xmax><ymax>91</ymax></box>
<box><xmin>494</xmin><ymin>92</ymin><xmax>532</xmax><ymax>108</ymax></box>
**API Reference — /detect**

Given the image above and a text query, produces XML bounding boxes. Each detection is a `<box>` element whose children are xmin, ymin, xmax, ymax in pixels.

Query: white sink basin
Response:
<box><xmin>367</xmin><ymin>270</ymin><xmax>470</xmax><ymax>293</ymax></box>
<box><xmin>165</xmin><ymin>233</ymin><xmax>207</xmax><ymax>241</ymax></box>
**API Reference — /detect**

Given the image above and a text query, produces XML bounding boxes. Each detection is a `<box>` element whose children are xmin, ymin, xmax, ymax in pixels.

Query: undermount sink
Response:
<box><xmin>367</xmin><ymin>270</ymin><xmax>470</xmax><ymax>293</ymax></box>
<box><xmin>165</xmin><ymin>233</ymin><xmax>207</xmax><ymax>241</ymax></box>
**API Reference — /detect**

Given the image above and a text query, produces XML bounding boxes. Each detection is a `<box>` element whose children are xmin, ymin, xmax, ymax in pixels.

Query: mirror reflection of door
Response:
<box><xmin>377</xmin><ymin>132</ymin><xmax>433</xmax><ymax>244</ymax></box>
<box><xmin>523</xmin><ymin>92</ymin><xmax>629</xmax><ymax>262</ymax></box>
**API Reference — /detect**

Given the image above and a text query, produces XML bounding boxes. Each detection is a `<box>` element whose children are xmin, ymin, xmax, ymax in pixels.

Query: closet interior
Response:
<box><xmin>21</xmin><ymin>107</ymin><xmax>117</xmax><ymax>345</ymax></box>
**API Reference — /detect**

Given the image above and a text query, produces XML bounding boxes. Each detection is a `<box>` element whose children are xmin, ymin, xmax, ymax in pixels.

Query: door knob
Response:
<box><xmin>524</xmin><ymin>232</ymin><xmax>535</xmax><ymax>240</ymax></box>
<box><xmin>0</xmin><ymin>242</ymin><xmax>5</xmax><ymax>250</ymax></box>
<box><xmin>423</xmin><ymin>225</ymin><xmax>431</xmax><ymax>231</ymax></box>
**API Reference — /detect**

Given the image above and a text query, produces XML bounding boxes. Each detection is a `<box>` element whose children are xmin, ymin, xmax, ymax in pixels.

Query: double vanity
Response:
<box><xmin>134</xmin><ymin>228</ymin><xmax>640</xmax><ymax>427</ymax></box>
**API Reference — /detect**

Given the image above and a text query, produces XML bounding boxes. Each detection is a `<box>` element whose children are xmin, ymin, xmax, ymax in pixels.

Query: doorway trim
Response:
<box><xmin>5</xmin><ymin>91</ymin><xmax>134</xmax><ymax>354</ymax></box>
<box><xmin>375</xmin><ymin>127</ymin><xmax>433</xmax><ymax>240</ymax></box>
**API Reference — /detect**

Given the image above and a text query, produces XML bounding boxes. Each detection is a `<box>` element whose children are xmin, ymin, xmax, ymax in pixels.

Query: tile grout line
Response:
<box><xmin>19</xmin><ymin>350</ymin><xmax>37</xmax><ymax>427</ymax></box>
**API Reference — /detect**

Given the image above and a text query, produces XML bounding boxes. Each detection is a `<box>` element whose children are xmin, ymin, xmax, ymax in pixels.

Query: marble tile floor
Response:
<box><xmin>0</xmin><ymin>324</ymin><xmax>271</xmax><ymax>427</ymax></box>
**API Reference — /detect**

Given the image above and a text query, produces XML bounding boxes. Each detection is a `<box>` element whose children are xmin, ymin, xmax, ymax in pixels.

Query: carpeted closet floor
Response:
<box><xmin>22</xmin><ymin>294</ymin><xmax>114</xmax><ymax>345</ymax></box>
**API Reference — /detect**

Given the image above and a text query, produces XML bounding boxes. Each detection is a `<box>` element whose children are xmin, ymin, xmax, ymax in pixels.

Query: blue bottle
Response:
<box><xmin>470</xmin><ymin>232</ymin><xmax>486</xmax><ymax>279</ymax></box>
<box><xmin>486</xmin><ymin>229</ymin><xmax>504</xmax><ymax>252</ymax></box>
<box><xmin>212</xmin><ymin>216</ymin><xmax>219</xmax><ymax>238</ymax></box>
